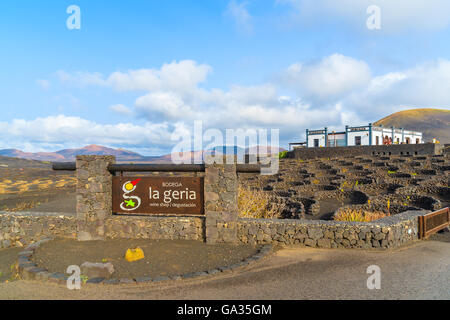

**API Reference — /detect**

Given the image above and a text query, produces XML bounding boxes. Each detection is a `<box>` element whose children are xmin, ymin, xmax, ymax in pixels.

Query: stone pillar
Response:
<box><xmin>76</xmin><ymin>155</ymin><xmax>116</xmax><ymax>241</ymax></box>
<box><xmin>306</xmin><ymin>129</ymin><xmax>309</xmax><ymax>148</ymax></box>
<box><xmin>345</xmin><ymin>125</ymin><xmax>349</xmax><ymax>147</ymax></box>
<box><xmin>204</xmin><ymin>163</ymin><xmax>238</xmax><ymax>244</ymax></box>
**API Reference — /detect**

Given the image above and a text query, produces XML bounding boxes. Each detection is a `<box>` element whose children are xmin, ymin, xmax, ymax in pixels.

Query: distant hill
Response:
<box><xmin>0</xmin><ymin>155</ymin><xmax>52</xmax><ymax>169</ymax></box>
<box><xmin>374</xmin><ymin>108</ymin><xmax>450</xmax><ymax>143</ymax></box>
<box><xmin>212</xmin><ymin>146</ymin><xmax>246</xmax><ymax>155</ymax></box>
<box><xmin>0</xmin><ymin>149</ymin><xmax>67</xmax><ymax>162</ymax></box>
<box><xmin>54</xmin><ymin>145</ymin><xmax>153</xmax><ymax>161</ymax></box>
<box><xmin>0</xmin><ymin>144</ymin><xmax>285</xmax><ymax>163</ymax></box>
<box><xmin>0</xmin><ymin>145</ymin><xmax>160</xmax><ymax>163</ymax></box>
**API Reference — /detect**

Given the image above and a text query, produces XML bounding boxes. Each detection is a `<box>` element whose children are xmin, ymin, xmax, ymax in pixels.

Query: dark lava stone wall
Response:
<box><xmin>289</xmin><ymin>143</ymin><xmax>443</xmax><ymax>160</ymax></box>
<box><xmin>237</xmin><ymin>210</ymin><xmax>424</xmax><ymax>249</ymax></box>
<box><xmin>0</xmin><ymin>210</ymin><xmax>426</xmax><ymax>250</ymax></box>
<box><xmin>0</xmin><ymin>212</ymin><xmax>204</xmax><ymax>248</ymax></box>
<box><xmin>104</xmin><ymin>215</ymin><xmax>204</xmax><ymax>241</ymax></box>
<box><xmin>0</xmin><ymin>213</ymin><xmax>76</xmax><ymax>248</ymax></box>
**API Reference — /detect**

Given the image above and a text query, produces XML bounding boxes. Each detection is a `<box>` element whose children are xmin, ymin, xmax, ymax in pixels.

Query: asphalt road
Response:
<box><xmin>0</xmin><ymin>237</ymin><xmax>449</xmax><ymax>300</ymax></box>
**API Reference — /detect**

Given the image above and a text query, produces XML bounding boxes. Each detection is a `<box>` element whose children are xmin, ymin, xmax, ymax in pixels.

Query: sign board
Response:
<box><xmin>112</xmin><ymin>177</ymin><xmax>204</xmax><ymax>215</ymax></box>
<box><xmin>308</xmin><ymin>130</ymin><xmax>325</xmax><ymax>135</ymax></box>
<box><xmin>349</xmin><ymin>126</ymin><xmax>368</xmax><ymax>132</ymax></box>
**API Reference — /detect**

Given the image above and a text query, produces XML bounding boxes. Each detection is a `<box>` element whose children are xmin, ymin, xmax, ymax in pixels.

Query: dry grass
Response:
<box><xmin>334</xmin><ymin>208</ymin><xmax>387</xmax><ymax>222</ymax></box>
<box><xmin>238</xmin><ymin>185</ymin><xmax>281</xmax><ymax>219</ymax></box>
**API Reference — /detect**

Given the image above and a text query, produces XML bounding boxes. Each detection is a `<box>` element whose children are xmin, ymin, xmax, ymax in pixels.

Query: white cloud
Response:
<box><xmin>344</xmin><ymin>59</ymin><xmax>450</xmax><ymax>118</ymax></box>
<box><xmin>56</xmin><ymin>62</ymin><xmax>334</xmax><ymax>130</ymax></box>
<box><xmin>225</xmin><ymin>0</ymin><xmax>254</xmax><ymax>35</ymax></box>
<box><xmin>0</xmin><ymin>115</ymin><xmax>180</xmax><ymax>154</ymax></box>
<box><xmin>132</xmin><ymin>82</ymin><xmax>338</xmax><ymax>132</ymax></box>
<box><xmin>282</xmin><ymin>54</ymin><xmax>371</xmax><ymax>103</ymax></box>
<box><xmin>106</xmin><ymin>60</ymin><xmax>211</xmax><ymax>94</ymax></box>
<box><xmin>277</xmin><ymin>0</ymin><xmax>450</xmax><ymax>33</ymax></box>
<box><xmin>48</xmin><ymin>55</ymin><xmax>450</xmax><ymax>151</ymax></box>
<box><xmin>57</xmin><ymin>60</ymin><xmax>212</xmax><ymax>96</ymax></box>
<box><xmin>109</xmin><ymin>104</ymin><xmax>132</xmax><ymax>115</ymax></box>
<box><xmin>135</xmin><ymin>92</ymin><xmax>194</xmax><ymax>119</ymax></box>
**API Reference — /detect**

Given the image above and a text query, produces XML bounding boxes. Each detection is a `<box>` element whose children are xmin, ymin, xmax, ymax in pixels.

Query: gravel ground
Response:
<box><xmin>33</xmin><ymin>239</ymin><xmax>260</xmax><ymax>279</ymax></box>
<box><xmin>0</xmin><ymin>238</ymin><xmax>449</xmax><ymax>300</ymax></box>
<box><xmin>1</xmin><ymin>189</ymin><xmax>75</xmax><ymax>214</ymax></box>
<box><xmin>27</xmin><ymin>193</ymin><xmax>76</xmax><ymax>214</ymax></box>
<box><xmin>429</xmin><ymin>229</ymin><xmax>450</xmax><ymax>242</ymax></box>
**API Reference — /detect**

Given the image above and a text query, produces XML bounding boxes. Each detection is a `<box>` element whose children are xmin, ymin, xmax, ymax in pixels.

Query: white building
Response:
<box><xmin>306</xmin><ymin>124</ymin><xmax>423</xmax><ymax>148</ymax></box>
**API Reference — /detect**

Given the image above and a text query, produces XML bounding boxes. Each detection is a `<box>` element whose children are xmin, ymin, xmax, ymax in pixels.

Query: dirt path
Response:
<box><xmin>1</xmin><ymin>237</ymin><xmax>449</xmax><ymax>300</ymax></box>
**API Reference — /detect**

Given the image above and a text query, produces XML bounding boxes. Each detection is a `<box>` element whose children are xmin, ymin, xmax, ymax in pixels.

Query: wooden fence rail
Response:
<box><xmin>419</xmin><ymin>207</ymin><xmax>450</xmax><ymax>239</ymax></box>
<box><xmin>52</xmin><ymin>162</ymin><xmax>261</xmax><ymax>173</ymax></box>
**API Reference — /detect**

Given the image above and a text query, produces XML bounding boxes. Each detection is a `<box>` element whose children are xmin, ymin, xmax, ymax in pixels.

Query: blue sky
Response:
<box><xmin>0</xmin><ymin>0</ymin><xmax>449</xmax><ymax>155</ymax></box>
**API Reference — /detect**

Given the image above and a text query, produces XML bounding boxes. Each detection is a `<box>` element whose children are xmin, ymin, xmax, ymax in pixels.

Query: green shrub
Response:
<box><xmin>278</xmin><ymin>151</ymin><xmax>288</xmax><ymax>159</ymax></box>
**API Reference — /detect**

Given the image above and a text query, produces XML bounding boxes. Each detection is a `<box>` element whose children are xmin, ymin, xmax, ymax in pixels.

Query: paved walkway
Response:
<box><xmin>0</xmin><ymin>237</ymin><xmax>449</xmax><ymax>300</ymax></box>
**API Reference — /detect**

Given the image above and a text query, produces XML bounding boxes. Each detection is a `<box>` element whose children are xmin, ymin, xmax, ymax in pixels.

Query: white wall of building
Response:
<box><xmin>347</xmin><ymin>131</ymin><xmax>370</xmax><ymax>146</ymax></box>
<box><xmin>373</xmin><ymin>127</ymin><xmax>395</xmax><ymax>145</ymax></box>
<box><xmin>372</xmin><ymin>130</ymin><xmax>384</xmax><ymax>145</ymax></box>
<box><xmin>393</xmin><ymin>130</ymin><xmax>403</xmax><ymax>144</ymax></box>
<box><xmin>404</xmin><ymin>131</ymin><xmax>423</xmax><ymax>144</ymax></box>
<box><xmin>306</xmin><ymin>125</ymin><xmax>423</xmax><ymax>147</ymax></box>
<box><xmin>307</xmin><ymin>134</ymin><xmax>326</xmax><ymax>147</ymax></box>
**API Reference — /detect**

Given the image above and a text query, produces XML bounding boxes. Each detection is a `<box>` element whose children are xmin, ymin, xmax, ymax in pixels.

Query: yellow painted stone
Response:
<box><xmin>125</xmin><ymin>247</ymin><xmax>145</xmax><ymax>262</ymax></box>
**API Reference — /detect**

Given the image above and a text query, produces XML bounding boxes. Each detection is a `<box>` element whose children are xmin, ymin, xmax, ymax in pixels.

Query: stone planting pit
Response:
<box><xmin>238</xmin><ymin>150</ymin><xmax>449</xmax><ymax>222</ymax></box>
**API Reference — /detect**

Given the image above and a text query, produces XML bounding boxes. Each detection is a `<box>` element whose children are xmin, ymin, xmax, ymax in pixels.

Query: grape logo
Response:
<box><xmin>120</xmin><ymin>179</ymin><xmax>142</xmax><ymax>211</ymax></box>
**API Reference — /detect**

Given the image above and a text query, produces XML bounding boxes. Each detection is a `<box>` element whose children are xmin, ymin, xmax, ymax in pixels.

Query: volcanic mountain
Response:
<box><xmin>0</xmin><ymin>145</ymin><xmax>158</xmax><ymax>162</ymax></box>
<box><xmin>0</xmin><ymin>144</ymin><xmax>285</xmax><ymax>163</ymax></box>
<box><xmin>374</xmin><ymin>108</ymin><xmax>450</xmax><ymax>143</ymax></box>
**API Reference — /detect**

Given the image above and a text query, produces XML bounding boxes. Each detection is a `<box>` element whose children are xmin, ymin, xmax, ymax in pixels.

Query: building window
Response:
<box><xmin>314</xmin><ymin>139</ymin><xmax>319</xmax><ymax>147</ymax></box>
<box><xmin>355</xmin><ymin>136</ymin><xmax>361</xmax><ymax>146</ymax></box>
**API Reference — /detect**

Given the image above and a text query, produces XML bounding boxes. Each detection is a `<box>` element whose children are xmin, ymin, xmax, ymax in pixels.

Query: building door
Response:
<box><xmin>355</xmin><ymin>136</ymin><xmax>361</xmax><ymax>146</ymax></box>
<box><xmin>406</xmin><ymin>137</ymin><xmax>410</xmax><ymax>144</ymax></box>
<box><xmin>376</xmin><ymin>136</ymin><xmax>379</xmax><ymax>145</ymax></box>
<box><xmin>416</xmin><ymin>138</ymin><xmax>420</xmax><ymax>144</ymax></box>
<box><xmin>314</xmin><ymin>139</ymin><xmax>319</xmax><ymax>147</ymax></box>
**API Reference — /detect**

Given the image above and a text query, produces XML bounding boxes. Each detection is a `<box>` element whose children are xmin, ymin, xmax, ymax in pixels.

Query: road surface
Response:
<box><xmin>0</xmin><ymin>236</ymin><xmax>449</xmax><ymax>300</ymax></box>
